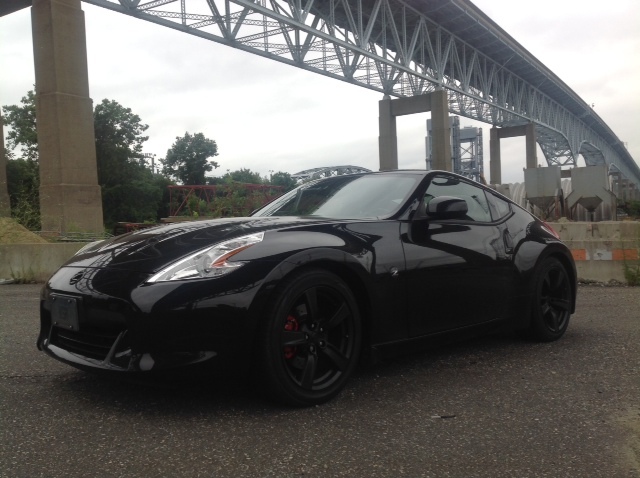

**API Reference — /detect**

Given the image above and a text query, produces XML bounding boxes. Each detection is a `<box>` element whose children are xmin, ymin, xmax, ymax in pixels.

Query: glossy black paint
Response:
<box><xmin>38</xmin><ymin>170</ymin><xmax>577</xmax><ymax>379</ymax></box>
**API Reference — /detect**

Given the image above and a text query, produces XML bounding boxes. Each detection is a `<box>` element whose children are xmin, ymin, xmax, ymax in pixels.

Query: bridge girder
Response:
<box><xmin>82</xmin><ymin>0</ymin><xmax>640</xmax><ymax>187</ymax></box>
<box><xmin>291</xmin><ymin>165</ymin><xmax>372</xmax><ymax>183</ymax></box>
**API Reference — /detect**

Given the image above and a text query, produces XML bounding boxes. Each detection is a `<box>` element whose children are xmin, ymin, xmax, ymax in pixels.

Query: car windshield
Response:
<box><xmin>252</xmin><ymin>174</ymin><xmax>419</xmax><ymax>219</ymax></box>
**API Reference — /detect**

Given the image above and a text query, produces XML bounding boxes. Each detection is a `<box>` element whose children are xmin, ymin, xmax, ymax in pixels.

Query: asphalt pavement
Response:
<box><xmin>1</xmin><ymin>284</ymin><xmax>638</xmax><ymax>478</ymax></box>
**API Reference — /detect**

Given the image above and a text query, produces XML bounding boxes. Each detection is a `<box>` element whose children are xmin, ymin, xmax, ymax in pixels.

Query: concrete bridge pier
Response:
<box><xmin>489</xmin><ymin>123</ymin><xmax>538</xmax><ymax>184</ymax></box>
<box><xmin>379</xmin><ymin>90</ymin><xmax>451</xmax><ymax>171</ymax></box>
<box><xmin>32</xmin><ymin>0</ymin><xmax>103</xmax><ymax>234</ymax></box>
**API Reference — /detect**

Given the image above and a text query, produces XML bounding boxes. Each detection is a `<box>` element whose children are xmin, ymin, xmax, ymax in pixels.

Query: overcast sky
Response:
<box><xmin>1</xmin><ymin>0</ymin><xmax>639</xmax><ymax>184</ymax></box>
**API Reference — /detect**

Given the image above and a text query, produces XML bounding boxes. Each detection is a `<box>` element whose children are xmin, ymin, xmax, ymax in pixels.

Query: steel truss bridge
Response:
<box><xmin>291</xmin><ymin>165</ymin><xmax>372</xmax><ymax>182</ymax></box>
<box><xmin>81</xmin><ymin>0</ymin><xmax>640</xmax><ymax>187</ymax></box>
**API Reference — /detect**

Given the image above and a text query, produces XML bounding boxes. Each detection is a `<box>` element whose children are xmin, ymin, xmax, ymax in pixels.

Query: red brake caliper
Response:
<box><xmin>284</xmin><ymin>315</ymin><xmax>299</xmax><ymax>360</ymax></box>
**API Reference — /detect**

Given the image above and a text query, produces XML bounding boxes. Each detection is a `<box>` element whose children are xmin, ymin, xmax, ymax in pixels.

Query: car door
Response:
<box><xmin>401</xmin><ymin>173</ymin><xmax>516</xmax><ymax>337</ymax></box>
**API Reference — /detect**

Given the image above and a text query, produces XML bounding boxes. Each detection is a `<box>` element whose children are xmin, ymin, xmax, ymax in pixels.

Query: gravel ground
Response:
<box><xmin>0</xmin><ymin>284</ymin><xmax>638</xmax><ymax>478</ymax></box>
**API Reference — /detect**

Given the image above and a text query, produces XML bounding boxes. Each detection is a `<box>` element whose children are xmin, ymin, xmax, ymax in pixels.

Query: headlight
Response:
<box><xmin>147</xmin><ymin>232</ymin><xmax>265</xmax><ymax>283</ymax></box>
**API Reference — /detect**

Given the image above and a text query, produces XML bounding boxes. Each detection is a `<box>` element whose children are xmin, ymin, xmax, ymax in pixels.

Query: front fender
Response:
<box><xmin>243</xmin><ymin>223</ymin><xmax>408</xmax><ymax>348</ymax></box>
<box><xmin>245</xmin><ymin>247</ymin><xmax>373</xmax><ymax>336</ymax></box>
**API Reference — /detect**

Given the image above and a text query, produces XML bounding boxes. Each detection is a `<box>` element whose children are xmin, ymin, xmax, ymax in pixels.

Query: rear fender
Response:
<box><xmin>513</xmin><ymin>240</ymin><xmax>577</xmax><ymax>329</ymax></box>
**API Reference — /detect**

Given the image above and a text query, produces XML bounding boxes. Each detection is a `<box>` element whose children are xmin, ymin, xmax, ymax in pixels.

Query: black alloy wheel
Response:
<box><xmin>527</xmin><ymin>257</ymin><xmax>572</xmax><ymax>342</ymax></box>
<box><xmin>258</xmin><ymin>269</ymin><xmax>361</xmax><ymax>406</ymax></box>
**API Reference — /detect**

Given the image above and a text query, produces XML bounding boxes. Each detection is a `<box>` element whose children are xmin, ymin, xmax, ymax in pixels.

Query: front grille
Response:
<box><xmin>50</xmin><ymin>326</ymin><xmax>123</xmax><ymax>361</ymax></box>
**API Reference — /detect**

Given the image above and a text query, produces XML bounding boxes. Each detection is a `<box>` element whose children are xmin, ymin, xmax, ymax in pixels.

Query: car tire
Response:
<box><xmin>258</xmin><ymin>269</ymin><xmax>362</xmax><ymax>406</ymax></box>
<box><xmin>525</xmin><ymin>257</ymin><xmax>572</xmax><ymax>342</ymax></box>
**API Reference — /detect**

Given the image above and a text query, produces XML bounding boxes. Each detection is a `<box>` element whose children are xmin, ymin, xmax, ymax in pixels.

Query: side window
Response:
<box><xmin>486</xmin><ymin>192</ymin><xmax>512</xmax><ymax>221</ymax></box>
<box><xmin>425</xmin><ymin>175</ymin><xmax>492</xmax><ymax>222</ymax></box>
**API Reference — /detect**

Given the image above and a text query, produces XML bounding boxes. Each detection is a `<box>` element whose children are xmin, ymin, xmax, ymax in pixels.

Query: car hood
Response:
<box><xmin>64</xmin><ymin>216</ymin><xmax>331</xmax><ymax>272</ymax></box>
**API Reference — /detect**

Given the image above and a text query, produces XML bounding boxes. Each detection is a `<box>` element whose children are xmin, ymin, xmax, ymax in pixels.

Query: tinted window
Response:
<box><xmin>487</xmin><ymin>192</ymin><xmax>512</xmax><ymax>221</ymax></box>
<box><xmin>425</xmin><ymin>175</ymin><xmax>492</xmax><ymax>222</ymax></box>
<box><xmin>253</xmin><ymin>174</ymin><xmax>419</xmax><ymax>219</ymax></box>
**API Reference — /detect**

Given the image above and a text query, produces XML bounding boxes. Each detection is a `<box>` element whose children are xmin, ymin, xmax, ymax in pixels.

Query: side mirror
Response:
<box><xmin>425</xmin><ymin>196</ymin><xmax>468</xmax><ymax>219</ymax></box>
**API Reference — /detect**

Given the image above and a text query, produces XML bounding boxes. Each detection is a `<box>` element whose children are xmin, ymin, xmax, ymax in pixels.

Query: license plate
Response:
<box><xmin>51</xmin><ymin>295</ymin><xmax>80</xmax><ymax>331</ymax></box>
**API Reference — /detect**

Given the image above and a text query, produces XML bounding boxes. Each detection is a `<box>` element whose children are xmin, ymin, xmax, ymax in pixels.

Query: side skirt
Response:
<box><xmin>369</xmin><ymin>317</ymin><xmax>512</xmax><ymax>364</ymax></box>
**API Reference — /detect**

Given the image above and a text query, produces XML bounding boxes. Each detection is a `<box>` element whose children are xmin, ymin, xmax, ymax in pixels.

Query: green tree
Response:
<box><xmin>5</xmin><ymin>158</ymin><xmax>40</xmax><ymax>229</ymax></box>
<box><xmin>222</xmin><ymin>168</ymin><xmax>263</xmax><ymax>184</ymax></box>
<box><xmin>628</xmin><ymin>200</ymin><xmax>640</xmax><ymax>218</ymax></box>
<box><xmin>3</xmin><ymin>90</ymin><xmax>40</xmax><ymax>228</ymax></box>
<box><xmin>94</xmin><ymin>99</ymin><xmax>149</xmax><ymax>187</ymax></box>
<box><xmin>152</xmin><ymin>174</ymin><xmax>174</xmax><ymax>220</ymax></box>
<box><xmin>269</xmin><ymin>171</ymin><xmax>297</xmax><ymax>191</ymax></box>
<box><xmin>101</xmin><ymin>174</ymin><xmax>168</xmax><ymax>227</ymax></box>
<box><xmin>91</xmin><ymin>99</ymin><xmax>175</xmax><ymax>228</ymax></box>
<box><xmin>2</xmin><ymin>90</ymin><xmax>38</xmax><ymax>162</ymax></box>
<box><xmin>3</xmin><ymin>92</ymin><xmax>173</xmax><ymax>230</ymax></box>
<box><xmin>162</xmin><ymin>132</ymin><xmax>218</xmax><ymax>185</ymax></box>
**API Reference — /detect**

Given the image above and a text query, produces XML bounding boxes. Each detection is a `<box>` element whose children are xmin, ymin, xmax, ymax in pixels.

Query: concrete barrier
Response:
<box><xmin>0</xmin><ymin>221</ymin><xmax>638</xmax><ymax>284</ymax></box>
<box><xmin>0</xmin><ymin>243</ymin><xmax>85</xmax><ymax>283</ymax></box>
<box><xmin>549</xmin><ymin>221</ymin><xmax>639</xmax><ymax>283</ymax></box>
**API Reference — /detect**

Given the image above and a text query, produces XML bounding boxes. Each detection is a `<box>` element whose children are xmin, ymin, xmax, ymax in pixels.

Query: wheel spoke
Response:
<box><xmin>323</xmin><ymin>302</ymin><xmax>349</xmax><ymax>330</ymax></box>
<box><xmin>547</xmin><ymin>310</ymin><xmax>560</xmax><ymax>332</ymax></box>
<box><xmin>282</xmin><ymin>330</ymin><xmax>308</xmax><ymax>347</ymax></box>
<box><xmin>528</xmin><ymin>259</ymin><xmax>572</xmax><ymax>342</ymax></box>
<box><xmin>322</xmin><ymin>343</ymin><xmax>349</xmax><ymax>371</ymax></box>
<box><xmin>300</xmin><ymin>353</ymin><xmax>317</xmax><ymax>390</ymax></box>
<box><xmin>542</xmin><ymin>275</ymin><xmax>552</xmax><ymax>292</ymax></box>
<box><xmin>550</xmin><ymin>270</ymin><xmax>565</xmax><ymax>291</ymax></box>
<box><xmin>303</xmin><ymin>287</ymin><xmax>319</xmax><ymax>321</ymax></box>
<box><xmin>549</xmin><ymin>297</ymin><xmax>571</xmax><ymax>312</ymax></box>
<box><xmin>540</xmin><ymin>299</ymin><xmax>551</xmax><ymax>317</ymax></box>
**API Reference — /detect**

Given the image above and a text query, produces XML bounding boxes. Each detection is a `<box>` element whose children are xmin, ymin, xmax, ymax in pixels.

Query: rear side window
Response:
<box><xmin>487</xmin><ymin>192</ymin><xmax>512</xmax><ymax>221</ymax></box>
<box><xmin>425</xmin><ymin>175</ymin><xmax>492</xmax><ymax>222</ymax></box>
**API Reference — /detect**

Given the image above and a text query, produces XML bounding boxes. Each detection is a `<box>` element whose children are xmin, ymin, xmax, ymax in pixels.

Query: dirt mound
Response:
<box><xmin>0</xmin><ymin>217</ymin><xmax>48</xmax><ymax>244</ymax></box>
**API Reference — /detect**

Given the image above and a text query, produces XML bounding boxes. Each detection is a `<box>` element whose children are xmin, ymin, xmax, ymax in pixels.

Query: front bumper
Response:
<box><xmin>38</xmin><ymin>263</ymin><xmax>268</xmax><ymax>374</ymax></box>
<box><xmin>38</xmin><ymin>320</ymin><xmax>218</xmax><ymax>373</ymax></box>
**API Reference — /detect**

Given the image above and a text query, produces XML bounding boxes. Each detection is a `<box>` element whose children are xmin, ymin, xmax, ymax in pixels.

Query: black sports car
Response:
<box><xmin>38</xmin><ymin>170</ymin><xmax>577</xmax><ymax>406</ymax></box>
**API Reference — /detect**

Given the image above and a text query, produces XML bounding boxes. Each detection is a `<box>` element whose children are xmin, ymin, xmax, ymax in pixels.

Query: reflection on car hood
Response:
<box><xmin>65</xmin><ymin>217</ymin><xmax>329</xmax><ymax>272</ymax></box>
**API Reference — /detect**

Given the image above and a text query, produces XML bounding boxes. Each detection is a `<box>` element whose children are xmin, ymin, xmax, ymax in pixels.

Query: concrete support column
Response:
<box><xmin>489</xmin><ymin>127</ymin><xmax>501</xmax><ymax>185</ymax></box>
<box><xmin>32</xmin><ymin>0</ymin><xmax>103</xmax><ymax>234</ymax></box>
<box><xmin>525</xmin><ymin>122</ymin><xmax>538</xmax><ymax>169</ymax></box>
<box><xmin>430</xmin><ymin>90</ymin><xmax>451</xmax><ymax>172</ymax></box>
<box><xmin>378</xmin><ymin>98</ymin><xmax>398</xmax><ymax>170</ymax></box>
<box><xmin>378</xmin><ymin>90</ymin><xmax>451</xmax><ymax>172</ymax></box>
<box><xmin>489</xmin><ymin>123</ymin><xmax>539</xmax><ymax>184</ymax></box>
<box><xmin>0</xmin><ymin>113</ymin><xmax>11</xmax><ymax>217</ymax></box>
